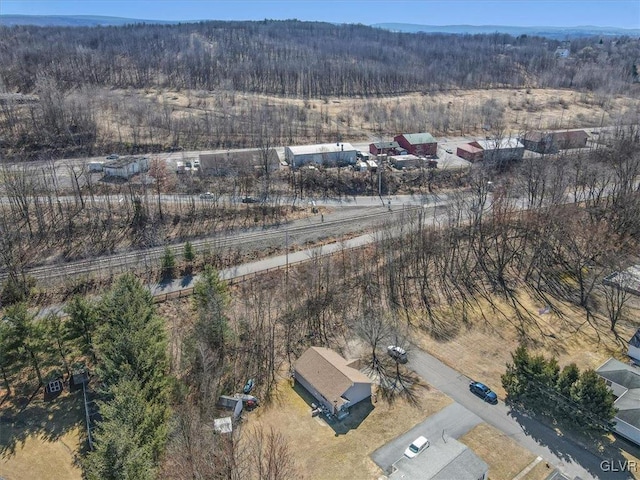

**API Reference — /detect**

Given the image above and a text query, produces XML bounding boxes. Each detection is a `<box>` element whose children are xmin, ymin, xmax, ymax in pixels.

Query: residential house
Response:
<box><xmin>596</xmin><ymin>358</ymin><xmax>640</xmax><ymax>445</ymax></box>
<box><xmin>294</xmin><ymin>347</ymin><xmax>372</xmax><ymax>416</ymax></box>
<box><xmin>390</xmin><ymin>438</ymin><xmax>488</xmax><ymax>480</ymax></box>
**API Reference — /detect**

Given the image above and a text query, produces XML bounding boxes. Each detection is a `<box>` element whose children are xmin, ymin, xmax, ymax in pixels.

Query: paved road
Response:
<box><xmin>370</xmin><ymin>402</ymin><xmax>482</xmax><ymax>473</ymax></box>
<box><xmin>408</xmin><ymin>349</ymin><xmax>633</xmax><ymax>480</ymax></box>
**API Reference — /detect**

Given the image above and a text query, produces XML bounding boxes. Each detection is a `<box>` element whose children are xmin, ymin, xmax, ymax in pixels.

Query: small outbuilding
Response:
<box><xmin>388</xmin><ymin>154</ymin><xmax>423</xmax><ymax>170</ymax></box>
<box><xmin>369</xmin><ymin>141</ymin><xmax>401</xmax><ymax>156</ymax></box>
<box><xmin>394</xmin><ymin>132</ymin><xmax>438</xmax><ymax>156</ymax></box>
<box><xmin>456</xmin><ymin>143</ymin><xmax>484</xmax><ymax>162</ymax></box>
<box><xmin>294</xmin><ymin>347</ymin><xmax>372</xmax><ymax>416</ymax></box>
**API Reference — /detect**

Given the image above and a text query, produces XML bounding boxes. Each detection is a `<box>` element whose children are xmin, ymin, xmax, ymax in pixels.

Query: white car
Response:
<box><xmin>404</xmin><ymin>436</ymin><xmax>429</xmax><ymax>458</ymax></box>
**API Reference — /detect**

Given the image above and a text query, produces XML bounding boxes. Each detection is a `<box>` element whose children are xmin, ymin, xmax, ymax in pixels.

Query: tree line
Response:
<box><xmin>502</xmin><ymin>345</ymin><xmax>617</xmax><ymax>430</ymax></box>
<box><xmin>1</xmin><ymin>21</ymin><xmax>637</xmax><ymax>96</ymax></box>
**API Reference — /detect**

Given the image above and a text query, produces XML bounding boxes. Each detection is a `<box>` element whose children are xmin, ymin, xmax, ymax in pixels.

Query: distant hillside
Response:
<box><xmin>372</xmin><ymin>23</ymin><xmax>640</xmax><ymax>39</ymax></box>
<box><xmin>0</xmin><ymin>15</ymin><xmax>179</xmax><ymax>27</ymax></box>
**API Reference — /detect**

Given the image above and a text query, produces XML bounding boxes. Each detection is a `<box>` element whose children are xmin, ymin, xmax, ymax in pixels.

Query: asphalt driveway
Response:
<box><xmin>371</xmin><ymin>402</ymin><xmax>482</xmax><ymax>473</ymax></box>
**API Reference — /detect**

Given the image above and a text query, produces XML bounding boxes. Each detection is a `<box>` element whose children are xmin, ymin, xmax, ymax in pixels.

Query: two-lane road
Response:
<box><xmin>408</xmin><ymin>349</ymin><xmax>633</xmax><ymax>480</ymax></box>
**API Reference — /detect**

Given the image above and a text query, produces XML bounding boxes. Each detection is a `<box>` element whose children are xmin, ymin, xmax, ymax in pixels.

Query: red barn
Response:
<box><xmin>457</xmin><ymin>142</ymin><xmax>484</xmax><ymax>162</ymax></box>
<box><xmin>394</xmin><ymin>133</ymin><xmax>437</xmax><ymax>156</ymax></box>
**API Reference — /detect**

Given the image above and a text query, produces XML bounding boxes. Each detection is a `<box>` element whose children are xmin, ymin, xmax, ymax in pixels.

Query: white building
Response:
<box><xmin>477</xmin><ymin>138</ymin><xmax>525</xmax><ymax>163</ymax></box>
<box><xmin>103</xmin><ymin>156</ymin><xmax>150</xmax><ymax>179</ymax></box>
<box><xmin>596</xmin><ymin>358</ymin><xmax>640</xmax><ymax>445</ymax></box>
<box><xmin>285</xmin><ymin>142</ymin><xmax>357</xmax><ymax>167</ymax></box>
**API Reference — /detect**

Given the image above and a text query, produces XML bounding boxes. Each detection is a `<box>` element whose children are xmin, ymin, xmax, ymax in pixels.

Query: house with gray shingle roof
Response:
<box><xmin>596</xmin><ymin>358</ymin><xmax>640</xmax><ymax>445</ymax></box>
<box><xmin>294</xmin><ymin>347</ymin><xmax>372</xmax><ymax>416</ymax></box>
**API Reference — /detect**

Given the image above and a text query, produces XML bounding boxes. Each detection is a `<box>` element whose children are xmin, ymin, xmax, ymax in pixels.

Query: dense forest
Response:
<box><xmin>1</xmin><ymin>20</ymin><xmax>638</xmax><ymax>95</ymax></box>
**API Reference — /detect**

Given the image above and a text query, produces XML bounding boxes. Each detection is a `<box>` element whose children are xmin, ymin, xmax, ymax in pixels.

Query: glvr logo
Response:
<box><xmin>600</xmin><ymin>460</ymin><xmax>637</xmax><ymax>472</ymax></box>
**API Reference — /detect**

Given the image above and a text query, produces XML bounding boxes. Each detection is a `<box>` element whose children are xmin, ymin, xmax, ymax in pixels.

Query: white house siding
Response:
<box><xmin>613</xmin><ymin>419</ymin><xmax>640</xmax><ymax>445</ymax></box>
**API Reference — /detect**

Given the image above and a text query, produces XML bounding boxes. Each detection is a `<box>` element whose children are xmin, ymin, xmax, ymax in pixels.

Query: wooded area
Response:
<box><xmin>1</xmin><ymin>19</ymin><xmax>640</xmax><ymax>480</ymax></box>
<box><xmin>0</xmin><ymin>20</ymin><xmax>638</xmax><ymax>157</ymax></box>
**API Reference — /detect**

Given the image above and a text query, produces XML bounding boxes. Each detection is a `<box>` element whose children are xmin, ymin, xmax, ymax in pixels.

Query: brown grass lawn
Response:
<box><xmin>412</xmin><ymin>287</ymin><xmax>639</xmax><ymax>399</ymax></box>
<box><xmin>0</xmin><ymin>390</ymin><xmax>84</xmax><ymax>480</ymax></box>
<box><xmin>460</xmin><ymin>423</ymin><xmax>546</xmax><ymax>480</ymax></box>
<box><xmin>246</xmin><ymin>380</ymin><xmax>451</xmax><ymax>480</ymax></box>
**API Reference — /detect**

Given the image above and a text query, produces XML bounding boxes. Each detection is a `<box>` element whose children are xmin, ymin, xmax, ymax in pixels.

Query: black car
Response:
<box><xmin>241</xmin><ymin>196</ymin><xmax>260</xmax><ymax>204</ymax></box>
<box><xmin>469</xmin><ymin>381</ymin><xmax>498</xmax><ymax>404</ymax></box>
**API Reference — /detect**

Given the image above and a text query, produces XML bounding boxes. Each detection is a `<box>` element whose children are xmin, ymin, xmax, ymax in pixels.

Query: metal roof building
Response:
<box><xmin>285</xmin><ymin>142</ymin><xmax>357</xmax><ymax>167</ymax></box>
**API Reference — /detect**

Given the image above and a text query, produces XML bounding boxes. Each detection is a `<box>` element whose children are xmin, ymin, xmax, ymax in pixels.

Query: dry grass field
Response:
<box><xmin>0</xmin><ymin>391</ymin><xmax>84</xmax><ymax>480</ymax></box>
<box><xmin>246</xmin><ymin>380</ymin><xmax>451</xmax><ymax>480</ymax></box>
<box><xmin>411</xmin><ymin>287</ymin><xmax>639</xmax><ymax>399</ymax></box>
<box><xmin>460</xmin><ymin>423</ymin><xmax>547</xmax><ymax>480</ymax></box>
<box><xmin>98</xmin><ymin>86</ymin><xmax>640</xmax><ymax>145</ymax></box>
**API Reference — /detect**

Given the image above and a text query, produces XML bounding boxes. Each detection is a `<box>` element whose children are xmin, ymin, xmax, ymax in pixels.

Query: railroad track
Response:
<box><xmin>0</xmin><ymin>204</ymin><xmax>423</xmax><ymax>283</ymax></box>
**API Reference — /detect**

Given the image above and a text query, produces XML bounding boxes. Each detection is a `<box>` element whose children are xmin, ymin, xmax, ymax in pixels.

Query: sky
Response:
<box><xmin>1</xmin><ymin>0</ymin><xmax>639</xmax><ymax>29</ymax></box>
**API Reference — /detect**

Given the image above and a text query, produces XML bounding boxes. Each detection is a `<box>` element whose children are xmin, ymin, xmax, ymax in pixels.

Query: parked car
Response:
<box><xmin>241</xmin><ymin>196</ymin><xmax>260</xmax><ymax>204</ymax></box>
<box><xmin>404</xmin><ymin>436</ymin><xmax>429</xmax><ymax>458</ymax></box>
<box><xmin>469</xmin><ymin>381</ymin><xmax>498</xmax><ymax>404</ymax></box>
<box><xmin>106</xmin><ymin>154</ymin><xmax>119</xmax><ymax>160</ymax></box>
<box><xmin>445</xmin><ymin>148</ymin><xmax>453</xmax><ymax>154</ymax></box>
<box><xmin>243</xmin><ymin>378</ymin><xmax>255</xmax><ymax>394</ymax></box>
<box><xmin>387</xmin><ymin>345</ymin><xmax>408</xmax><ymax>363</ymax></box>
<box><xmin>199</xmin><ymin>192</ymin><xmax>214</xmax><ymax>199</ymax></box>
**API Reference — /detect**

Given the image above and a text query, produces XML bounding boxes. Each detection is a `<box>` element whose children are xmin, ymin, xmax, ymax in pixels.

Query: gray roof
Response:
<box><xmin>631</xmin><ymin>329</ymin><xmax>640</xmax><ymax>349</ymax></box>
<box><xmin>104</xmin><ymin>156</ymin><xmax>147</xmax><ymax>168</ymax></box>
<box><xmin>398</xmin><ymin>132</ymin><xmax>436</xmax><ymax>145</ymax></box>
<box><xmin>390</xmin><ymin>438</ymin><xmax>488</xmax><ymax>480</ymax></box>
<box><xmin>286</xmin><ymin>143</ymin><xmax>356</xmax><ymax>155</ymax></box>
<box><xmin>597</xmin><ymin>358</ymin><xmax>640</xmax><ymax>429</ymax></box>
<box><xmin>372</xmin><ymin>141</ymin><xmax>400</xmax><ymax>149</ymax></box>
<box><xmin>477</xmin><ymin>138</ymin><xmax>524</xmax><ymax>150</ymax></box>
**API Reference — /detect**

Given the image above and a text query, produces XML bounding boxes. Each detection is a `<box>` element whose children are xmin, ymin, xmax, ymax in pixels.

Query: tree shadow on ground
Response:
<box><xmin>0</xmin><ymin>387</ymin><xmax>84</xmax><ymax>459</ymax></box>
<box><xmin>291</xmin><ymin>382</ymin><xmax>374</xmax><ymax>436</ymax></box>
<box><xmin>506</xmin><ymin>402</ymin><xmax>635</xmax><ymax>479</ymax></box>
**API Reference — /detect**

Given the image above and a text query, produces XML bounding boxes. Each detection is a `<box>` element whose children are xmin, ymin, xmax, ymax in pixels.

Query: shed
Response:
<box><xmin>520</xmin><ymin>132</ymin><xmax>557</xmax><ymax>154</ymax></box>
<box><xmin>394</xmin><ymin>132</ymin><xmax>438</xmax><ymax>156</ymax></box>
<box><xmin>294</xmin><ymin>347</ymin><xmax>372</xmax><ymax>415</ymax></box>
<box><xmin>596</xmin><ymin>358</ymin><xmax>640</xmax><ymax>445</ymax></box>
<box><xmin>369</xmin><ymin>141</ymin><xmax>400</xmax><ymax>156</ymax></box>
<box><xmin>552</xmin><ymin>130</ymin><xmax>589</xmax><ymax>150</ymax></box>
<box><xmin>388</xmin><ymin>154</ymin><xmax>423</xmax><ymax>169</ymax></box>
<box><xmin>285</xmin><ymin>143</ymin><xmax>357</xmax><ymax>168</ymax></box>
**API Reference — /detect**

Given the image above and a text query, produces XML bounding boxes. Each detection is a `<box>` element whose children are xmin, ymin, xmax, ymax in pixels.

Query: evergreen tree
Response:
<box><xmin>183</xmin><ymin>241</ymin><xmax>195</xmax><ymax>263</ymax></box>
<box><xmin>64</xmin><ymin>295</ymin><xmax>98</xmax><ymax>362</ymax></box>
<box><xmin>192</xmin><ymin>265</ymin><xmax>230</xmax><ymax>354</ymax></box>
<box><xmin>557</xmin><ymin>363</ymin><xmax>580</xmax><ymax>398</ymax></box>
<box><xmin>160</xmin><ymin>247</ymin><xmax>176</xmax><ymax>281</ymax></box>
<box><xmin>3</xmin><ymin>303</ymin><xmax>45</xmax><ymax>385</ymax></box>
<box><xmin>571</xmin><ymin>369</ymin><xmax>617</xmax><ymax>428</ymax></box>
